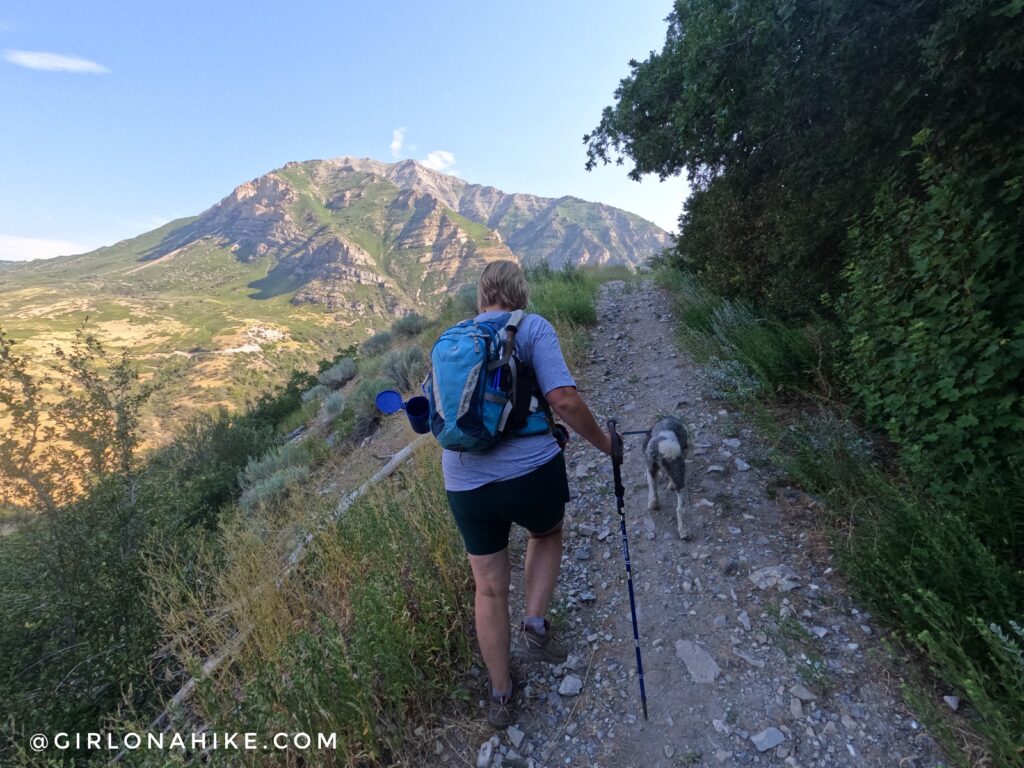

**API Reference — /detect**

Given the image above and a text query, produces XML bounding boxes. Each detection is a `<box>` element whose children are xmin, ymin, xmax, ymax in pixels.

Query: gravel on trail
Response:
<box><xmin>446</xmin><ymin>280</ymin><xmax>946</xmax><ymax>768</ymax></box>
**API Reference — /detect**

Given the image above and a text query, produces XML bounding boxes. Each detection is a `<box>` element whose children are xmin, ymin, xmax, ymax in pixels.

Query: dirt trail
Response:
<box><xmin>455</xmin><ymin>280</ymin><xmax>945</xmax><ymax>768</ymax></box>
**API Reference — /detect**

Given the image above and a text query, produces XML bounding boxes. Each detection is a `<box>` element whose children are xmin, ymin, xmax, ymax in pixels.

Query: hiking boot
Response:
<box><xmin>486</xmin><ymin>678</ymin><xmax>516</xmax><ymax>728</ymax></box>
<box><xmin>512</xmin><ymin>619</ymin><xmax>568</xmax><ymax>664</ymax></box>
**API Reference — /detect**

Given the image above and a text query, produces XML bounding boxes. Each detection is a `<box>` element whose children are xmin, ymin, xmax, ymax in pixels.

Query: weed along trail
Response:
<box><xmin>459</xmin><ymin>280</ymin><xmax>946</xmax><ymax>768</ymax></box>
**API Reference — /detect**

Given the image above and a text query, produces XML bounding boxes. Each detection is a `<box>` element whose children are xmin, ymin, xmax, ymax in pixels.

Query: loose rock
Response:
<box><xmin>790</xmin><ymin>683</ymin><xmax>817</xmax><ymax>702</ymax></box>
<box><xmin>558</xmin><ymin>675</ymin><xmax>583</xmax><ymax>696</ymax></box>
<box><xmin>751</xmin><ymin>727</ymin><xmax>786</xmax><ymax>752</ymax></box>
<box><xmin>749</xmin><ymin>564</ymin><xmax>801</xmax><ymax>591</ymax></box>
<box><xmin>476</xmin><ymin>740</ymin><xmax>494</xmax><ymax>768</ymax></box>
<box><xmin>507</xmin><ymin>725</ymin><xmax>525</xmax><ymax>749</ymax></box>
<box><xmin>675</xmin><ymin>640</ymin><xmax>721</xmax><ymax>683</ymax></box>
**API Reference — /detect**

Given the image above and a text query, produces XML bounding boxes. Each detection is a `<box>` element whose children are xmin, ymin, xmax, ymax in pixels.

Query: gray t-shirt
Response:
<box><xmin>441</xmin><ymin>311</ymin><xmax>576</xmax><ymax>491</ymax></box>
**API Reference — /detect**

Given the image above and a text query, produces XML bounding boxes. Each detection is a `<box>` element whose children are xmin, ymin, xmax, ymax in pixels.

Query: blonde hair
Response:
<box><xmin>477</xmin><ymin>260</ymin><xmax>529</xmax><ymax>311</ymax></box>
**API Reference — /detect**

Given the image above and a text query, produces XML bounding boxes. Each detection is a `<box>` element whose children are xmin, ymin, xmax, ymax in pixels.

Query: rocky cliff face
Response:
<box><xmin>127</xmin><ymin>157</ymin><xmax>671</xmax><ymax>316</ymax></box>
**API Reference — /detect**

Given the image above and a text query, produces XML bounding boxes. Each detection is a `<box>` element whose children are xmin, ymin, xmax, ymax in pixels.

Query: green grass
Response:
<box><xmin>276</xmin><ymin>396</ymin><xmax>322</xmax><ymax>435</ymax></box>
<box><xmin>655</xmin><ymin>267</ymin><xmax>827</xmax><ymax>397</ymax></box>
<box><xmin>764</xmin><ymin>409</ymin><xmax>1024</xmax><ymax>766</ymax></box>
<box><xmin>526</xmin><ymin>263</ymin><xmax>600</xmax><ymax>326</ymax></box>
<box><xmin>164</xmin><ymin>447</ymin><xmax>473</xmax><ymax>767</ymax></box>
<box><xmin>766</xmin><ymin>602</ymin><xmax>833</xmax><ymax>694</ymax></box>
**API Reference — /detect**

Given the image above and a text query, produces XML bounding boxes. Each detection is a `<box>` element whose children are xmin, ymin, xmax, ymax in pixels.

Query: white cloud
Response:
<box><xmin>390</xmin><ymin>127</ymin><xmax>406</xmax><ymax>159</ymax></box>
<box><xmin>0</xmin><ymin>235</ymin><xmax>88</xmax><ymax>261</ymax></box>
<box><xmin>421</xmin><ymin>150</ymin><xmax>457</xmax><ymax>173</ymax></box>
<box><xmin>4</xmin><ymin>50</ymin><xmax>110</xmax><ymax>73</ymax></box>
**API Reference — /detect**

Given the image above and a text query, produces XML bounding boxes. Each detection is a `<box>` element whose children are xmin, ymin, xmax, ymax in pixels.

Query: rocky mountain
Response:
<box><xmin>324</xmin><ymin>157</ymin><xmax>672</xmax><ymax>268</ymax></box>
<box><xmin>123</xmin><ymin>157</ymin><xmax>670</xmax><ymax>313</ymax></box>
<box><xmin>4</xmin><ymin>158</ymin><xmax>670</xmax><ymax>320</ymax></box>
<box><xmin>0</xmin><ymin>158</ymin><xmax>671</xmax><ymax>427</ymax></box>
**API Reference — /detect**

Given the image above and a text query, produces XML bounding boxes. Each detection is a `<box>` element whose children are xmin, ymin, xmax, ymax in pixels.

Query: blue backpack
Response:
<box><xmin>425</xmin><ymin>310</ymin><xmax>552</xmax><ymax>452</ymax></box>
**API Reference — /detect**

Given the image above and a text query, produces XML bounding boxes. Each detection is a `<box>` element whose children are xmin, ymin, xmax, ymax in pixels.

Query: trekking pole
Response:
<box><xmin>608</xmin><ymin>419</ymin><xmax>649</xmax><ymax>721</ymax></box>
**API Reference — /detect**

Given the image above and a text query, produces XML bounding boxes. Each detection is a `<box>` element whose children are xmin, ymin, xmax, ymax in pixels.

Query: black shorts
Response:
<box><xmin>446</xmin><ymin>452</ymin><xmax>571</xmax><ymax>556</ymax></box>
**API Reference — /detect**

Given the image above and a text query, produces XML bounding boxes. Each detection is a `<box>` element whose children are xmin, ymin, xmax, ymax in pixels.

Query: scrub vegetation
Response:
<box><xmin>0</xmin><ymin>263</ymin><xmax>615</xmax><ymax>766</ymax></box>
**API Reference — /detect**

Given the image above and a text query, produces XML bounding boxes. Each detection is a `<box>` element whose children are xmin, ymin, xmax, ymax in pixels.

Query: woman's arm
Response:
<box><xmin>545</xmin><ymin>386</ymin><xmax>612</xmax><ymax>455</ymax></box>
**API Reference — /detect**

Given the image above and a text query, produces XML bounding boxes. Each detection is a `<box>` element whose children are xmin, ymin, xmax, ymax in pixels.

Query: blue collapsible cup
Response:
<box><xmin>374</xmin><ymin>390</ymin><xmax>431</xmax><ymax>434</ymax></box>
<box><xmin>405</xmin><ymin>396</ymin><xmax>430</xmax><ymax>434</ymax></box>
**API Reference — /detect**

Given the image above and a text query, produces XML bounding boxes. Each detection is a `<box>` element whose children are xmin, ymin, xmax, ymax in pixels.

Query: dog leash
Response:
<box><xmin>608</xmin><ymin>419</ymin><xmax>649</xmax><ymax>721</ymax></box>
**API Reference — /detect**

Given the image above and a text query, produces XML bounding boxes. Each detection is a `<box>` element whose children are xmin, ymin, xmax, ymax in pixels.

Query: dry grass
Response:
<box><xmin>145</xmin><ymin>442</ymin><xmax>474</xmax><ymax>766</ymax></box>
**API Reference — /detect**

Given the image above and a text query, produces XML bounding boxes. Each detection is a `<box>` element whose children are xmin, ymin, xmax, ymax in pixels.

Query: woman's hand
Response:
<box><xmin>545</xmin><ymin>386</ymin><xmax>612</xmax><ymax>455</ymax></box>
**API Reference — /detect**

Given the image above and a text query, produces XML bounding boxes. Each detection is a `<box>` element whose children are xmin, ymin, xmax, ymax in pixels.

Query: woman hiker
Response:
<box><xmin>442</xmin><ymin>260</ymin><xmax>613</xmax><ymax>727</ymax></box>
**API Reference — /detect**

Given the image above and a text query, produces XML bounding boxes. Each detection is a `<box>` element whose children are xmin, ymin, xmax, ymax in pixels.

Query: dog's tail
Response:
<box><xmin>656</xmin><ymin>431</ymin><xmax>682</xmax><ymax>460</ymax></box>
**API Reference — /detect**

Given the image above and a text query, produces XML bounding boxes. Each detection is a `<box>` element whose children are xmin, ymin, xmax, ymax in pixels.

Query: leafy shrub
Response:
<box><xmin>704</xmin><ymin>357</ymin><xmax>762</xmax><ymax>401</ymax></box>
<box><xmin>316</xmin><ymin>345</ymin><xmax>359</xmax><ymax>374</ymax></box>
<box><xmin>361</xmin><ymin>331</ymin><xmax>393</xmax><ymax>357</ymax></box>
<box><xmin>380</xmin><ymin>347</ymin><xmax>427</xmax><ymax>393</ymax></box>
<box><xmin>276</xmin><ymin>396</ymin><xmax>320</xmax><ymax>436</ymax></box>
<box><xmin>238</xmin><ymin>464</ymin><xmax>311</xmax><ymax>511</ymax></box>
<box><xmin>330</xmin><ymin>404</ymin><xmax>356</xmax><ymax>441</ymax></box>
<box><xmin>239</xmin><ymin>438</ymin><xmax>319</xmax><ymax>489</ymax></box>
<box><xmin>318</xmin><ymin>391</ymin><xmax>346</xmax><ymax>421</ymax></box>
<box><xmin>842</xmin><ymin>154</ymin><xmax>1024</xmax><ymax>528</ymax></box>
<box><xmin>301</xmin><ymin>383</ymin><xmax>329</xmax><ymax>404</ymax></box>
<box><xmin>318</xmin><ymin>358</ymin><xmax>357</xmax><ymax>389</ymax></box>
<box><xmin>391</xmin><ymin>312</ymin><xmax>428</xmax><ymax>338</ymax></box>
<box><xmin>248</xmin><ymin>369</ymin><xmax>319</xmax><ymax>430</ymax></box>
<box><xmin>238</xmin><ymin>438</ymin><xmax>328</xmax><ymax>511</ymax></box>
<box><xmin>0</xmin><ymin>480</ymin><xmax>166</xmax><ymax>761</ymax></box>
<box><xmin>347</xmin><ymin>377</ymin><xmax>393</xmax><ymax>440</ymax></box>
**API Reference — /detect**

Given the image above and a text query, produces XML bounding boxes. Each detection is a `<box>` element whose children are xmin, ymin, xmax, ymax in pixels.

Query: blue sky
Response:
<box><xmin>0</xmin><ymin>1</ymin><xmax>689</xmax><ymax>261</ymax></box>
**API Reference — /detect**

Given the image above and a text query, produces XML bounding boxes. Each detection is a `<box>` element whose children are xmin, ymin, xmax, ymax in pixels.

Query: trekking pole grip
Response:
<box><xmin>608</xmin><ymin>419</ymin><xmax>626</xmax><ymax>504</ymax></box>
<box><xmin>608</xmin><ymin>419</ymin><xmax>623</xmax><ymax>465</ymax></box>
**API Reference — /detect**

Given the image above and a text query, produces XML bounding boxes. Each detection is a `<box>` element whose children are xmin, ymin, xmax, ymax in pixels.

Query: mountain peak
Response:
<box><xmin>11</xmin><ymin>156</ymin><xmax>671</xmax><ymax>318</ymax></box>
<box><xmin>382</xmin><ymin>159</ymin><xmax>466</xmax><ymax>208</ymax></box>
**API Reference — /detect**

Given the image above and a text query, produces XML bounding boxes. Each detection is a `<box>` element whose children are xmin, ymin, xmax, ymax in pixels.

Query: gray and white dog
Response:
<box><xmin>643</xmin><ymin>416</ymin><xmax>690</xmax><ymax>540</ymax></box>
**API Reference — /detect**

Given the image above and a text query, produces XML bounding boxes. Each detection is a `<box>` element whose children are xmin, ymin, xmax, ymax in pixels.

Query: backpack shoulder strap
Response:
<box><xmin>505</xmin><ymin>309</ymin><xmax>526</xmax><ymax>332</ymax></box>
<box><xmin>487</xmin><ymin>310</ymin><xmax>527</xmax><ymax>370</ymax></box>
<box><xmin>501</xmin><ymin>309</ymin><xmax>526</xmax><ymax>360</ymax></box>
